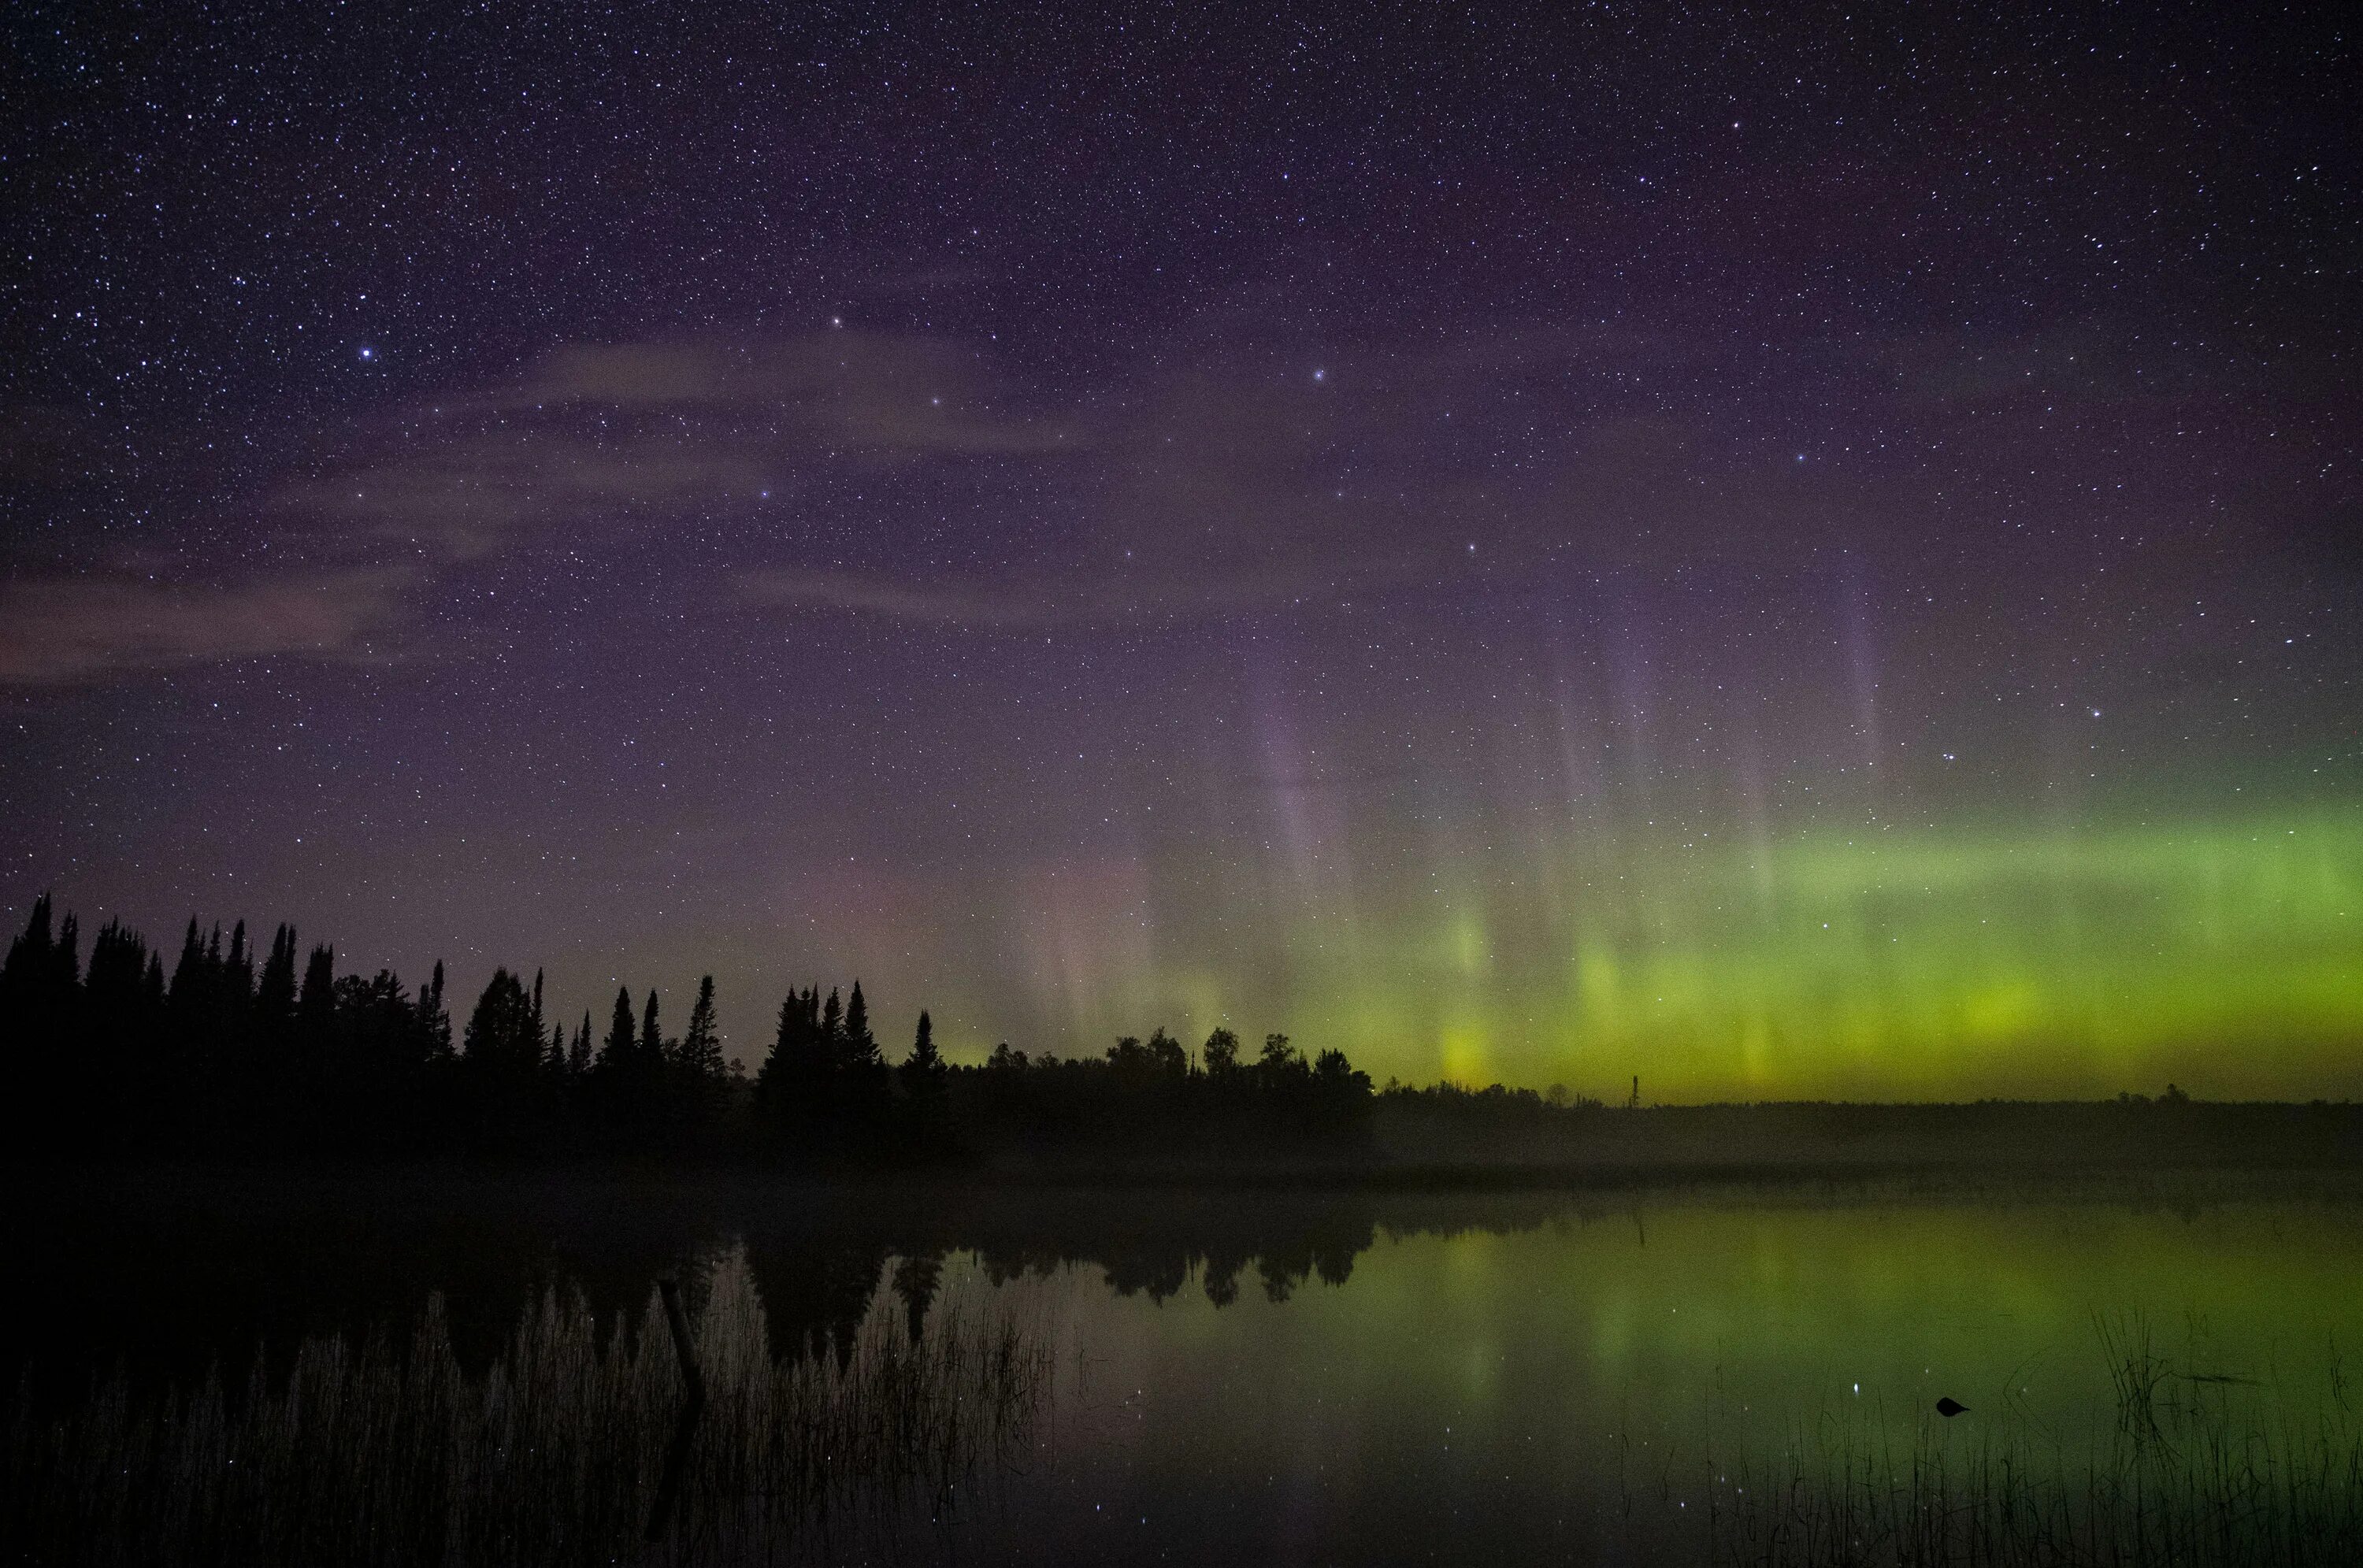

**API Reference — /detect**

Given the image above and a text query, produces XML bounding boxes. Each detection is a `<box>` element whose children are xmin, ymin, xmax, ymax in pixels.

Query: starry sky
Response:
<box><xmin>4</xmin><ymin>3</ymin><xmax>2358</xmax><ymax>1099</ymax></box>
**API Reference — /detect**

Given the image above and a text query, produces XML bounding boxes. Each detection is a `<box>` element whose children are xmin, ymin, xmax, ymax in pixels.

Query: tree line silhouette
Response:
<box><xmin>0</xmin><ymin>895</ymin><xmax>1374</xmax><ymax>1161</ymax></box>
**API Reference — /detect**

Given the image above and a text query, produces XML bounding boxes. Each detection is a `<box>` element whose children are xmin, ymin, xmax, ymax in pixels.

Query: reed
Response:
<box><xmin>1709</xmin><ymin>1318</ymin><xmax>2363</xmax><ymax>1566</ymax></box>
<box><xmin>3</xmin><ymin>1251</ymin><xmax>1050</xmax><ymax>1566</ymax></box>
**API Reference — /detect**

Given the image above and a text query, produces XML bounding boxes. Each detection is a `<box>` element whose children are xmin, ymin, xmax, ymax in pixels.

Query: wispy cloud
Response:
<box><xmin>17</xmin><ymin>311</ymin><xmax>2097</xmax><ymax>684</ymax></box>
<box><xmin>0</xmin><ymin>570</ymin><xmax>410</xmax><ymax>685</ymax></box>
<box><xmin>279</xmin><ymin>332</ymin><xmax>1083</xmax><ymax>560</ymax></box>
<box><xmin>731</xmin><ymin>568</ymin><xmax>1074</xmax><ymax>628</ymax></box>
<box><xmin>483</xmin><ymin>332</ymin><xmax>1080</xmax><ymax>456</ymax></box>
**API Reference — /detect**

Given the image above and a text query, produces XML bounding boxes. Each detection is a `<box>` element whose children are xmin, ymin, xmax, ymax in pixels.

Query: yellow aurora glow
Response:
<box><xmin>952</xmin><ymin>805</ymin><xmax>2363</xmax><ymax>1102</ymax></box>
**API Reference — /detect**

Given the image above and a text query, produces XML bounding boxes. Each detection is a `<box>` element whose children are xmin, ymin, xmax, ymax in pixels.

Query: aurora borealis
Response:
<box><xmin>3</xmin><ymin>4</ymin><xmax>2357</xmax><ymax>1099</ymax></box>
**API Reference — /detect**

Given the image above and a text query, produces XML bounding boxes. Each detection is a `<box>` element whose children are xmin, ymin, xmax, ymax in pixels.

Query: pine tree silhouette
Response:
<box><xmin>2</xmin><ymin>896</ymin><xmax>83</xmax><ymax>1150</ymax></box>
<box><xmin>297</xmin><ymin>943</ymin><xmax>337</xmax><ymax>1055</ymax></box>
<box><xmin>757</xmin><ymin>985</ymin><xmax>827</xmax><ymax>1141</ymax></box>
<box><xmin>254</xmin><ymin>925</ymin><xmax>299</xmax><ymax>1041</ymax></box>
<box><xmin>898</xmin><ymin>1008</ymin><xmax>951</xmax><ymax>1148</ymax></box>
<box><xmin>841</xmin><ymin>981</ymin><xmax>876</xmax><ymax>1069</ymax></box>
<box><xmin>2</xmin><ymin>891</ymin><xmax>1405</xmax><ymax>1162</ymax></box>
<box><xmin>679</xmin><ymin>976</ymin><xmax>725</xmax><ymax>1081</ymax></box>
<box><xmin>639</xmin><ymin>989</ymin><xmax>665</xmax><ymax>1067</ymax></box>
<box><xmin>838</xmin><ymin>980</ymin><xmax>890</xmax><ymax>1123</ymax></box>
<box><xmin>900</xmin><ymin>1009</ymin><xmax>945</xmax><ymax>1092</ymax></box>
<box><xmin>602</xmin><ymin>986</ymin><xmax>637</xmax><ymax>1071</ymax></box>
<box><xmin>458</xmin><ymin>968</ymin><xmax>546</xmax><ymax>1148</ymax></box>
<box><xmin>85</xmin><ymin>919</ymin><xmax>158</xmax><ymax>1132</ymax></box>
<box><xmin>419</xmin><ymin>962</ymin><xmax>452</xmax><ymax>1060</ymax></box>
<box><xmin>463</xmin><ymin>969</ymin><xmax>539</xmax><ymax>1073</ymax></box>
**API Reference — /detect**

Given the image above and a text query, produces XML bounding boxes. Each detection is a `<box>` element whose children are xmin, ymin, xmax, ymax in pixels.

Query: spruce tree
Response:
<box><xmin>841</xmin><ymin>981</ymin><xmax>879</xmax><ymax>1071</ymax></box>
<box><xmin>900</xmin><ymin>1010</ymin><xmax>946</xmax><ymax>1098</ymax></box>
<box><xmin>898</xmin><ymin>1008</ymin><xmax>950</xmax><ymax>1145</ymax></box>
<box><xmin>758</xmin><ymin>985</ymin><xmax>825</xmax><ymax>1136</ymax></box>
<box><xmin>838</xmin><ymin>980</ymin><xmax>890</xmax><ymax>1123</ymax></box>
<box><xmin>640</xmin><ymin>989</ymin><xmax>664</xmax><ymax>1066</ymax></box>
<box><xmin>458</xmin><ymin>969</ymin><xmax>546</xmax><ymax>1148</ymax></box>
<box><xmin>679</xmin><ymin>976</ymin><xmax>725</xmax><ymax>1081</ymax></box>
<box><xmin>83</xmin><ymin>919</ymin><xmax>160</xmax><ymax>1140</ymax></box>
<box><xmin>0</xmin><ymin>896</ymin><xmax>76</xmax><ymax>1146</ymax></box>
<box><xmin>220</xmin><ymin>921</ymin><xmax>254</xmax><ymax>1068</ymax></box>
<box><xmin>463</xmin><ymin>969</ymin><xmax>537</xmax><ymax>1072</ymax></box>
<box><xmin>757</xmin><ymin>991</ymin><xmax>798</xmax><ymax>1104</ymax></box>
<box><xmin>419</xmin><ymin>962</ymin><xmax>453</xmax><ymax>1059</ymax></box>
<box><xmin>297</xmin><ymin>944</ymin><xmax>336</xmax><ymax>1043</ymax></box>
<box><xmin>169</xmin><ymin>918</ymin><xmax>206</xmax><ymax>1014</ymax></box>
<box><xmin>224</xmin><ymin>921</ymin><xmax>254</xmax><ymax>1010</ymax></box>
<box><xmin>602</xmin><ymin>987</ymin><xmax>637</xmax><ymax>1070</ymax></box>
<box><xmin>0</xmin><ymin>893</ymin><xmax>56</xmax><ymax>993</ymax></box>
<box><xmin>254</xmin><ymin>925</ymin><xmax>299</xmax><ymax>1038</ymax></box>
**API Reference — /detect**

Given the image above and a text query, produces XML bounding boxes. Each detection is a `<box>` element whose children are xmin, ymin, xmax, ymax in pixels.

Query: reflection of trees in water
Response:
<box><xmin>738</xmin><ymin>1203</ymin><xmax>1382</xmax><ymax>1357</ymax></box>
<box><xmin>1202</xmin><ymin>1239</ymin><xmax>1253</xmax><ymax>1307</ymax></box>
<box><xmin>891</xmin><ymin>1252</ymin><xmax>944</xmax><ymax>1344</ymax></box>
<box><xmin>741</xmin><ymin>1233</ymin><xmax>893</xmax><ymax>1370</ymax></box>
<box><xmin>10</xmin><ymin>1177</ymin><xmax>1648</xmax><ymax>1394</ymax></box>
<box><xmin>3</xmin><ymin>1250</ymin><xmax>1050</xmax><ymax>1566</ymax></box>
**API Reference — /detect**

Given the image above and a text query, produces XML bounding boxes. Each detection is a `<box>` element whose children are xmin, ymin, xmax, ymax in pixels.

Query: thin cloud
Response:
<box><xmin>98</xmin><ymin>317</ymin><xmax>2035</xmax><ymax>665</ymax></box>
<box><xmin>280</xmin><ymin>332</ymin><xmax>1083</xmax><ymax>561</ymax></box>
<box><xmin>732</xmin><ymin>568</ymin><xmax>1076</xmax><ymax>628</ymax></box>
<box><xmin>488</xmin><ymin>332</ymin><xmax>1079</xmax><ymax>456</ymax></box>
<box><xmin>0</xmin><ymin>569</ymin><xmax>410</xmax><ymax>685</ymax></box>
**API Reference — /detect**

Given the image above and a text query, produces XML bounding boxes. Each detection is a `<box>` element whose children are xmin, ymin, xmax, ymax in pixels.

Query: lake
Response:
<box><xmin>7</xmin><ymin>1168</ymin><xmax>2361</xmax><ymax>1563</ymax></box>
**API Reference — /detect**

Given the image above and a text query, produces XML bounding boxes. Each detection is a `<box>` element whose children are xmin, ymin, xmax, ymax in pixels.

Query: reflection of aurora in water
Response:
<box><xmin>20</xmin><ymin>1180</ymin><xmax>2361</xmax><ymax>1562</ymax></box>
<box><xmin>970</xmin><ymin>805</ymin><xmax>2363</xmax><ymax>1101</ymax></box>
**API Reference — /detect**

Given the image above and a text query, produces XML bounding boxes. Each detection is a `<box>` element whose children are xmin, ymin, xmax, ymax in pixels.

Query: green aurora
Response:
<box><xmin>970</xmin><ymin>803</ymin><xmax>2363</xmax><ymax>1103</ymax></box>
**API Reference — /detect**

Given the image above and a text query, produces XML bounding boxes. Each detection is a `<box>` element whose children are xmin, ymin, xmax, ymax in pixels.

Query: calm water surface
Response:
<box><xmin>12</xmin><ymin>1170</ymin><xmax>2361</xmax><ymax>1563</ymax></box>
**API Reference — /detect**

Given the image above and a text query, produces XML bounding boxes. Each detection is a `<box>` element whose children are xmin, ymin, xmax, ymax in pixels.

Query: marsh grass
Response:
<box><xmin>2</xmin><ymin>1251</ymin><xmax>1050</xmax><ymax>1566</ymax></box>
<box><xmin>1708</xmin><ymin>1316</ymin><xmax>2363</xmax><ymax>1566</ymax></box>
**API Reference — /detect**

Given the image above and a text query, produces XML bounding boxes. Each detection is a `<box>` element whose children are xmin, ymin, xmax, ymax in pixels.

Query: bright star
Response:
<box><xmin>358</xmin><ymin>346</ymin><xmax>375</xmax><ymax>361</ymax></box>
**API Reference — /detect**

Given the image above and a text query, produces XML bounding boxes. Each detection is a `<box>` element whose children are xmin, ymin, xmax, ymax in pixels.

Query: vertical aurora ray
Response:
<box><xmin>1317</xmin><ymin>807</ymin><xmax>2363</xmax><ymax>1099</ymax></box>
<box><xmin>7</xmin><ymin>0</ymin><xmax>2357</xmax><ymax>1119</ymax></box>
<box><xmin>966</xmin><ymin>800</ymin><xmax>2362</xmax><ymax>1101</ymax></box>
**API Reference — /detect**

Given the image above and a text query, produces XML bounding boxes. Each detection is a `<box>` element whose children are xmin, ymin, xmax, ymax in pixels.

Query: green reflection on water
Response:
<box><xmin>990</xmin><ymin>1188</ymin><xmax>2363</xmax><ymax>1559</ymax></box>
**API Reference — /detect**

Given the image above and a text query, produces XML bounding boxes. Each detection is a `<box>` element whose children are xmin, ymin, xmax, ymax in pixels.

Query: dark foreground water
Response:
<box><xmin>7</xmin><ymin>1168</ymin><xmax>2361</xmax><ymax>1564</ymax></box>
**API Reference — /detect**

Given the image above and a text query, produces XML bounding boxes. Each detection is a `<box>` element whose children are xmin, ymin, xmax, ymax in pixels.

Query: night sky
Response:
<box><xmin>4</xmin><ymin>3</ymin><xmax>2357</xmax><ymax>1099</ymax></box>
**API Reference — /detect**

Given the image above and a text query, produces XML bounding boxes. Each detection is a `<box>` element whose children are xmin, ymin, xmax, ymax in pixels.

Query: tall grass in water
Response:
<box><xmin>3</xmin><ymin>1251</ymin><xmax>1050</xmax><ymax>1566</ymax></box>
<box><xmin>1710</xmin><ymin>1315</ymin><xmax>2363</xmax><ymax>1566</ymax></box>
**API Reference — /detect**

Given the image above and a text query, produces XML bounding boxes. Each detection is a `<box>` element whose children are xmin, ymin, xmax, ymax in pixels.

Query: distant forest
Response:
<box><xmin>12</xmin><ymin>894</ymin><xmax>2334</xmax><ymax>1173</ymax></box>
<box><xmin>0</xmin><ymin>895</ymin><xmax>1379</xmax><ymax>1160</ymax></box>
